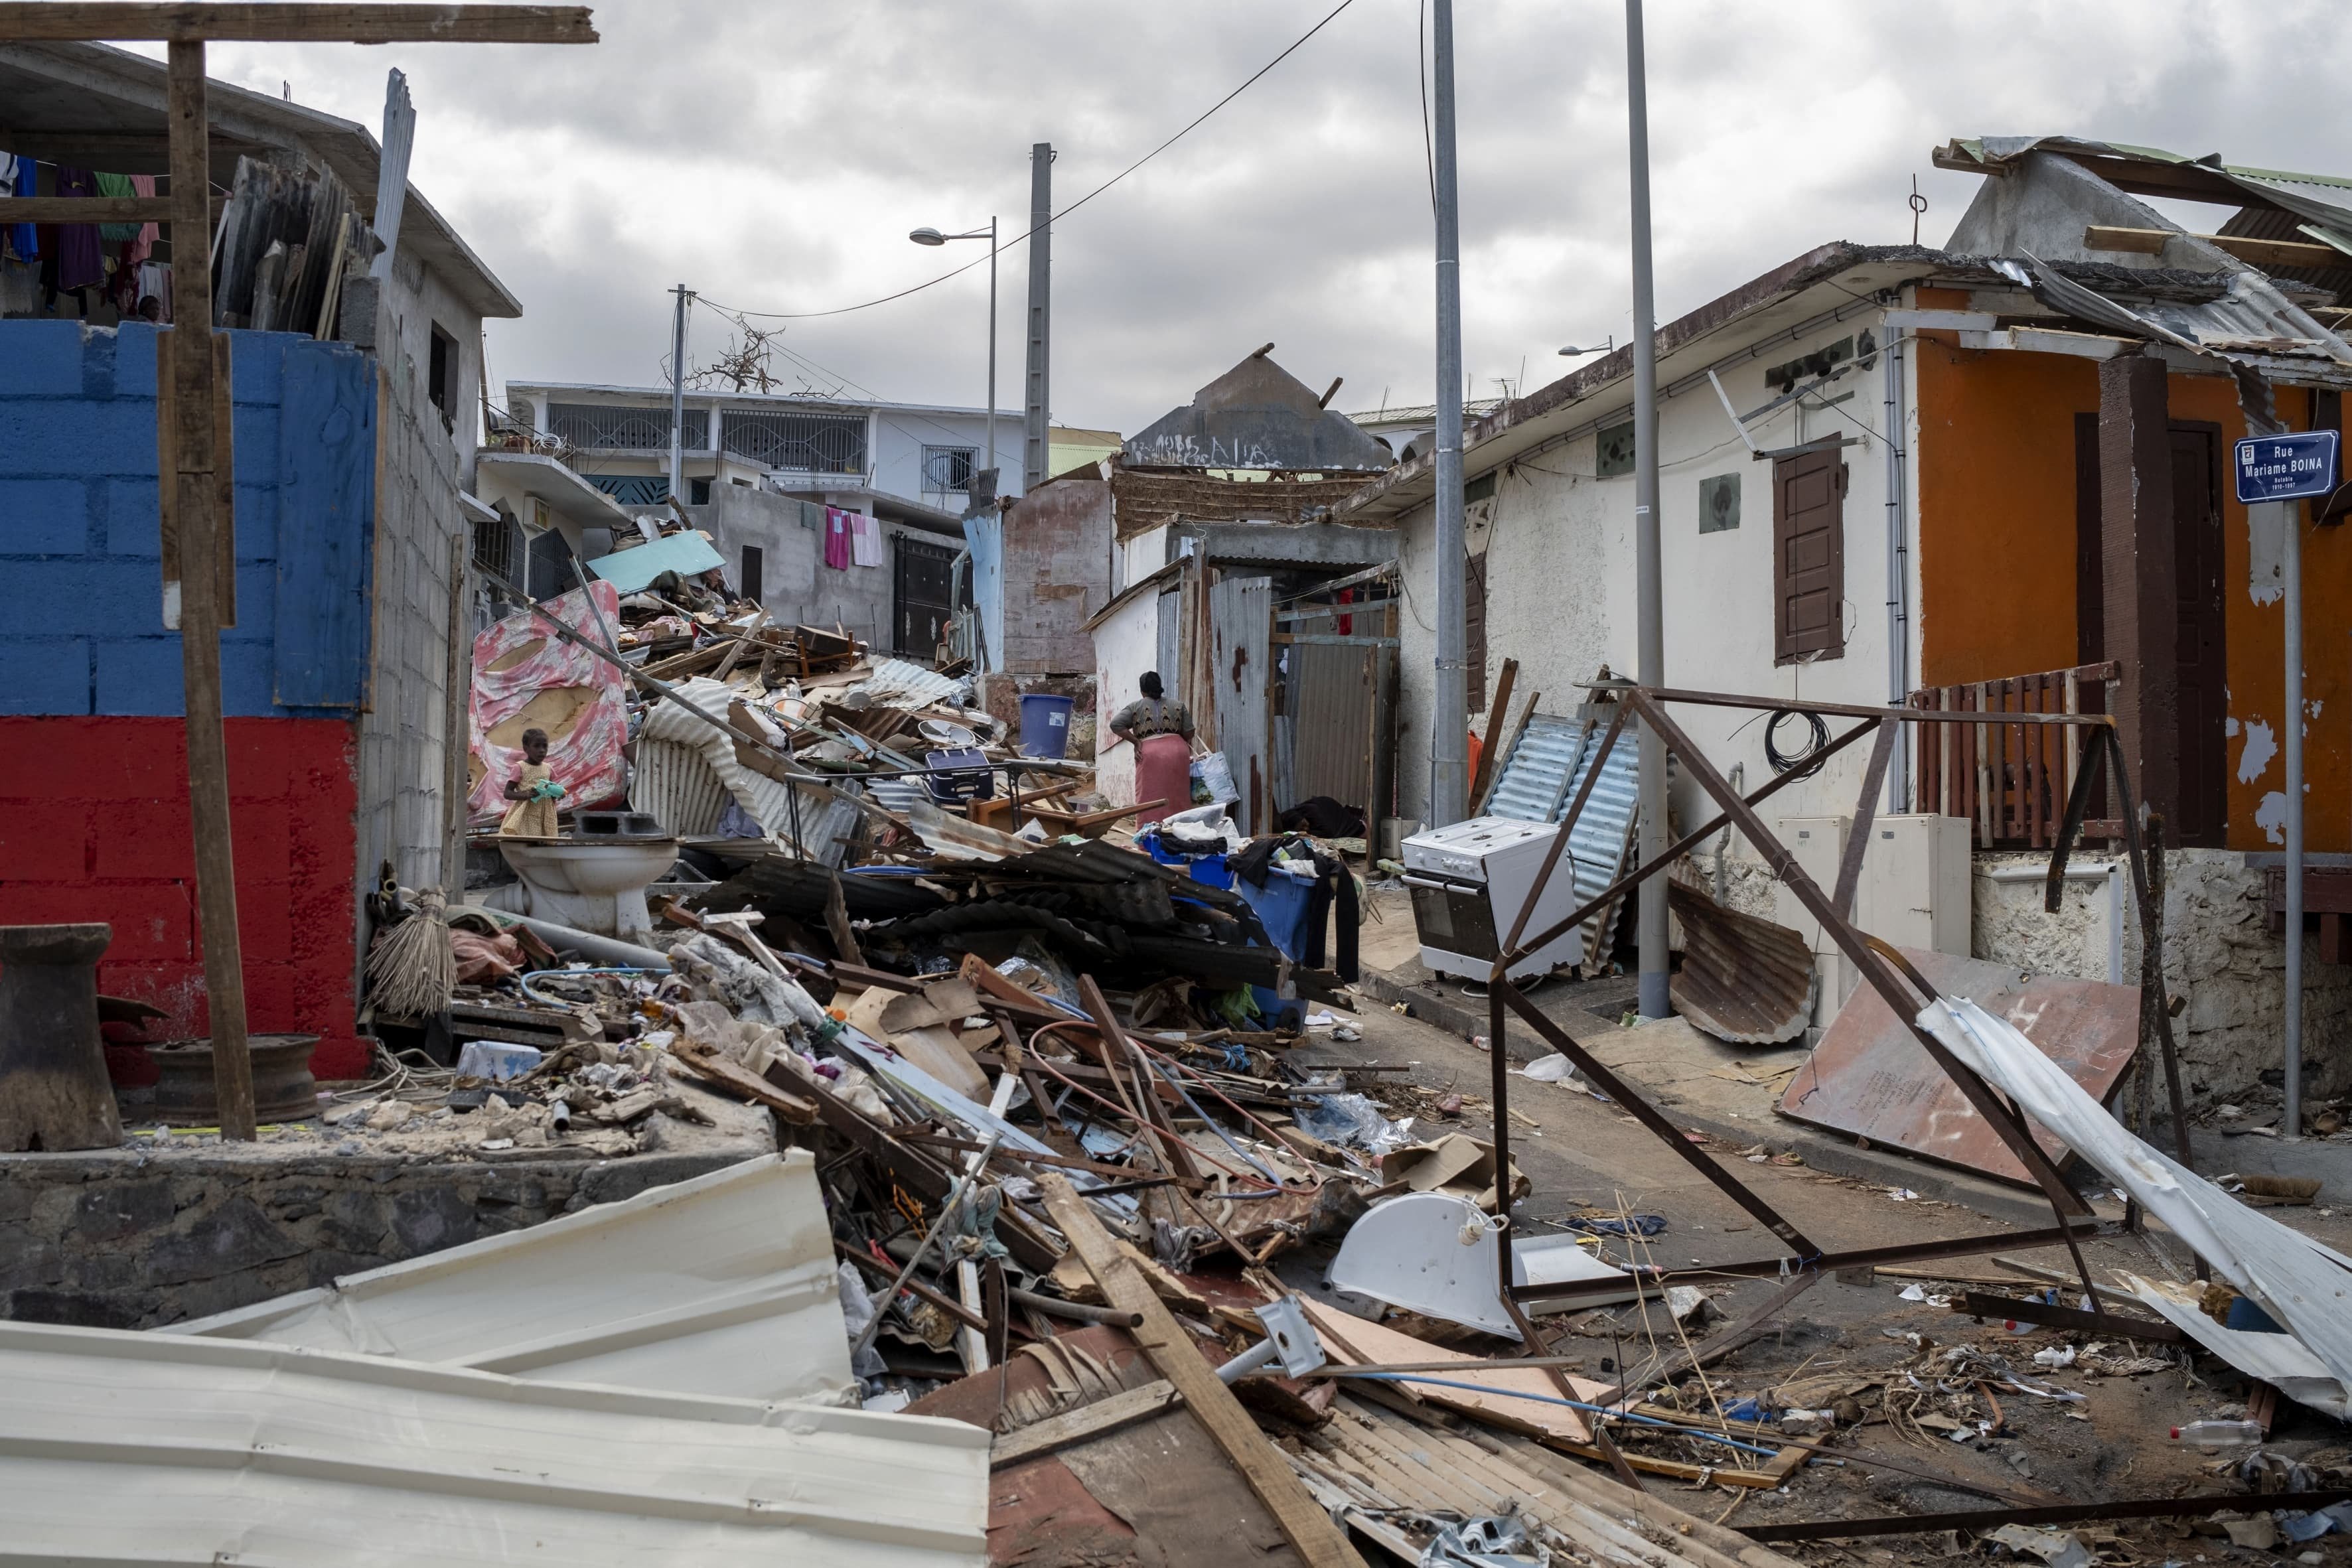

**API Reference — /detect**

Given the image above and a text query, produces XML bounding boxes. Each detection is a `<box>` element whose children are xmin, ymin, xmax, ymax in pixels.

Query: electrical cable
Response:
<box><xmin>1763</xmin><ymin>707</ymin><xmax>1832</xmax><ymax>780</ymax></box>
<box><xmin>703</xmin><ymin>0</ymin><xmax>1358</xmax><ymax>322</ymax></box>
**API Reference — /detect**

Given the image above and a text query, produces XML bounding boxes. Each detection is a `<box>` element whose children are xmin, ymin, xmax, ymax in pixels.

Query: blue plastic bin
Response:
<box><xmin>1139</xmin><ymin>828</ymin><xmax>1234</xmax><ymax>889</ymax></box>
<box><xmin>1018</xmin><ymin>693</ymin><xmax>1075</xmax><ymax>758</ymax></box>
<box><xmin>1234</xmin><ymin>866</ymin><xmax>1317</xmax><ymax>960</ymax></box>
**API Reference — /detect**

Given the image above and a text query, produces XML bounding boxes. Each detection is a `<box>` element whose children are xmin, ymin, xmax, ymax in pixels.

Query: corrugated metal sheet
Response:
<box><xmin>165</xmin><ymin>1153</ymin><xmax>855</xmax><ymax>1407</ymax></box>
<box><xmin>1286</xmin><ymin>640</ymin><xmax>1378</xmax><ymax>809</ymax></box>
<box><xmin>1</xmin><ymin>1319</ymin><xmax>991</xmax><ymax>1565</ymax></box>
<box><xmin>1487</xmin><ymin>712</ymin><xmax>1639</xmax><ymax>968</ymax></box>
<box><xmin>636</xmin><ymin>678</ymin><xmax>859</xmax><ymax>863</ymax></box>
<box><xmin>1666</xmin><ymin>880</ymin><xmax>1814</xmax><ymax>1046</ymax></box>
<box><xmin>631</xmin><ymin>736</ymin><xmax>731</xmax><ymax>836</ymax></box>
<box><xmin>1207</xmin><ymin>574</ymin><xmax>1271</xmax><ymax>834</ymax></box>
<box><xmin>844</xmin><ymin>658</ymin><xmax>968</xmax><ymax>712</ymax></box>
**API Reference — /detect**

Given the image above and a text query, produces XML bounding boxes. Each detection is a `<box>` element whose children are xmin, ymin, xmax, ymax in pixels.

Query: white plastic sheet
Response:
<box><xmin>1919</xmin><ymin>997</ymin><xmax>2352</xmax><ymax>1391</ymax></box>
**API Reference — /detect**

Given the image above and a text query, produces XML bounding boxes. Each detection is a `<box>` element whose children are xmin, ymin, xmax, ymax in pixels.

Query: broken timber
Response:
<box><xmin>1036</xmin><ymin>1172</ymin><xmax>1371</xmax><ymax>1568</ymax></box>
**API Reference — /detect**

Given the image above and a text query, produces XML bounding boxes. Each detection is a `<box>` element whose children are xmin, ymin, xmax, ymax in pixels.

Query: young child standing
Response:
<box><xmin>499</xmin><ymin>727</ymin><xmax>565</xmax><ymax>838</ymax></box>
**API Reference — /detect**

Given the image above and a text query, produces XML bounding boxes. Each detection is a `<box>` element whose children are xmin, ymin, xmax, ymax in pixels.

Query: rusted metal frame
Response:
<box><xmin>1507</xmin><ymin>1220</ymin><xmax>2120</xmax><ymax>1303</ymax></box>
<box><xmin>1830</xmin><ymin>717</ymin><xmax>1897</xmax><ymax>919</ymax></box>
<box><xmin>1496</xmin><ymin>704</ymin><xmax>1626</xmax><ymax>960</ymax></box>
<box><xmin>1741</xmin><ymin>1492</ymin><xmax>2352</xmax><ymax>1543</ymax></box>
<box><xmin>2041</xmin><ymin>723</ymin><xmax>2110</xmax><ymax>908</ymax></box>
<box><xmin>1626</xmin><ymin>691</ymin><xmax>2112</xmax><ymax>1315</ymax></box>
<box><xmin>2089</xmin><ymin>727</ymin><xmax>2194</xmax><ymax>1167</ymax></box>
<box><xmin>1502</xmin><ymin>716</ymin><xmax>1881</xmax><ymax>966</ymax></box>
<box><xmin>1635</xmin><ymin>685</ymin><xmax>2114</xmax><ymax>727</ymax></box>
<box><xmin>1495</xmin><ymin>981</ymin><xmax>1818</xmax><ymax>1254</ymax></box>
<box><xmin>1949</xmin><ymin>1290</ymin><xmax>2185</xmax><ymax>1344</ymax></box>
<box><xmin>1497</xmin><ymin>1291</ymin><xmax>1647</xmax><ymax>1492</ymax></box>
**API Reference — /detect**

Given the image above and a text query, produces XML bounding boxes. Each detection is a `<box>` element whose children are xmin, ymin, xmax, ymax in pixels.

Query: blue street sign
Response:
<box><xmin>2233</xmin><ymin>429</ymin><xmax>2340</xmax><ymax>504</ymax></box>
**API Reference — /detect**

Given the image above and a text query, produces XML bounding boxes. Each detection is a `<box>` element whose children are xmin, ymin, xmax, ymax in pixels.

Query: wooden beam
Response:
<box><xmin>2082</xmin><ymin>225</ymin><xmax>2169</xmax><ymax>255</ymax></box>
<box><xmin>0</xmin><ymin>197</ymin><xmax>174</xmax><ymax>224</ymax></box>
<box><xmin>159</xmin><ymin>39</ymin><xmax>255</xmax><ymax>1143</ymax></box>
<box><xmin>0</xmin><ymin>3</ymin><xmax>597</xmax><ymax>43</ymax></box>
<box><xmin>1035</xmin><ymin>1173</ymin><xmax>1372</xmax><ymax>1568</ymax></box>
<box><xmin>2085</xmin><ymin>224</ymin><xmax>2345</xmax><ymax>269</ymax></box>
<box><xmin>989</xmin><ymin>1378</ymin><xmax>1181</xmax><ymax>1468</ymax></box>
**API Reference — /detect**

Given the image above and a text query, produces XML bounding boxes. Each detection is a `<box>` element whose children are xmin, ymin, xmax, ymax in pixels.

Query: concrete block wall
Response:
<box><xmin>997</xmin><ymin>478</ymin><xmax>1112</xmax><ymax>675</ymax></box>
<box><xmin>359</xmin><ymin>326</ymin><xmax>464</xmax><ymax>895</ymax></box>
<box><xmin>0</xmin><ymin>320</ymin><xmax>380</xmax><ymax>1080</ymax></box>
<box><xmin>0</xmin><ymin>717</ymin><xmax>361</xmax><ymax>1077</ymax></box>
<box><xmin>691</xmin><ymin>484</ymin><xmax>960</xmax><ymax>656</ymax></box>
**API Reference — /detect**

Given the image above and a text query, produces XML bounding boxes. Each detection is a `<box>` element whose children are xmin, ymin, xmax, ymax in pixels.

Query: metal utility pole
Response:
<box><xmin>1024</xmin><ymin>143</ymin><xmax>1053</xmax><ymax>492</ymax></box>
<box><xmin>2284</xmin><ymin>498</ymin><xmax>2306</xmax><ymax>1139</ymax></box>
<box><xmin>1625</xmin><ymin>0</ymin><xmax>1669</xmax><ymax>1020</ymax></box>
<box><xmin>1428</xmin><ymin>0</ymin><xmax>1468</xmax><ymax>828</ymax></box>
<box><xmin>987</xmin><ymin>214</ymin><xmax>999</xmax><ymax>486</ymax></box>
<box><xmin>667</xmin><ymin>283</ymin><xmax>691</xmax><ymax>506</ymax></box>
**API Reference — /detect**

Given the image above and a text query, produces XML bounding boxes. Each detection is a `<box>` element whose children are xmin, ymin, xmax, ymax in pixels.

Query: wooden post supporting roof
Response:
<box><xmin>0</xmin><ymin>3</ymin><xmax>595</xmax><ymax>1139</ymax></box>
<box><xmin>2097</xmin><ymin>352</ymin><xmax>2179</xmax><ymax>839</ymax></box>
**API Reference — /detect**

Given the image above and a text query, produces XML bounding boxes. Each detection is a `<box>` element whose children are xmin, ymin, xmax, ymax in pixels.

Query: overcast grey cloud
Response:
<box><xmin>172</xmin><ymin>1</ymin><xmax>2352</xmax><ymax>435</ymax></box>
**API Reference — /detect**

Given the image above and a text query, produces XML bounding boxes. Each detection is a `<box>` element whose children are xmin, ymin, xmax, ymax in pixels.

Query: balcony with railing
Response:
<box><xmin>1907</xmin><ymin>662</ymin><xmax>2120</xmax><ymax>848</ymax></box>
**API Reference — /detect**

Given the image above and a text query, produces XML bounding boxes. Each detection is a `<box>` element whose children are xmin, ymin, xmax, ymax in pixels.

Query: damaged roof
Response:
<box><xmin>0</xmin><ymin>41</ymin><xmax>522</xmax><ymax>319</ymax></box>
<box><xmin>1124</xmin><ymin>348</ymin><xmax>1395</xmax><ymax>472</ymax></box>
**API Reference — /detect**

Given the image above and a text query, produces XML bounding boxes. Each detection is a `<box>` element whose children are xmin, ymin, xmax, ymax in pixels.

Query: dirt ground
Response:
<box><xmin>1276</xmin><ymin>993</ymin><xmax>2352</xmax><ymax>1566</ymax></box>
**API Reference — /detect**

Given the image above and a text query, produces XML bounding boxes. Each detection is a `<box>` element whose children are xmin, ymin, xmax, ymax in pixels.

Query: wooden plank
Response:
<box><xmin>990</xmin><ymin>1378</ymin><xmax>1181</xmax><ymax>1468</ymax></box>
<box><xmin>1466</xmin><ymin>656</ymin><xmax>1517</xmax><ymax>810</ymax></box>
<box><xmin>0</xmin><ymin>3</ymin><xmax>598</xmax><ymax>42</ymax></box>
<box><xmin>0</xmin><ymin>196</ymin><xmax>174</xmax><ymax>223</ymax></box>
<box><xmin>2084</xmin><ymin>224</ymin><xmax>2345</xmax><ymax>269</ymax></box>
<box><xmin>668</xmin><ymin>1038</ymin><xmax>818</xmax><ymax>1125</ymax></box>
<box><xmin>1035</xmin><ymin>1172</ymin><xmax>1371</xmax><ymax>1568</ymax></box>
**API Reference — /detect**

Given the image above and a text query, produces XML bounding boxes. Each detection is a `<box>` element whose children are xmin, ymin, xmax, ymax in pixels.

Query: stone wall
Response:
<box><xmin>0</xmin><ymin>1140</ymin><xmax>768</xmax><ymax>1331</ymax></box>
<box><xmin>1968</xmin><ymin>849</ymin><xmax>2349</xmax><ymax>1107</ymax></box>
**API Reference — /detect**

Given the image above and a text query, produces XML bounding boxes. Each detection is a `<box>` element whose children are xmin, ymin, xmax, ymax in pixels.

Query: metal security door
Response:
<box><xmin>893</xmin><ymin>534</ymin><xmax>958</xmax><ymax>658</ymax></box>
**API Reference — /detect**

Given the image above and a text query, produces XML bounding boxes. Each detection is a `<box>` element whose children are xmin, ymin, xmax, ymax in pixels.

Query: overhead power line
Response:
<box><xmin>701</xmin><ymin>0</ymin><xmax>1358</xmax><ymax>322</ymax></box>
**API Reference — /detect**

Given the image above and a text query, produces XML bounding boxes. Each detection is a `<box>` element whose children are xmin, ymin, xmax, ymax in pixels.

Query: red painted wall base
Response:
<box><xmin>0</xmin><ymin>716</ymin><xmax>368</xmax><ymax>1082</ymax></box>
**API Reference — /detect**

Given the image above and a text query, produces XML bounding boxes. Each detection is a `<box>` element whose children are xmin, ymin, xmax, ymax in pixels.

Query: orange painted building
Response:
<box><xmin>1911</xmin><ymin>290</ymin><xmax>2352</xmax><ymax>855</ymax></box>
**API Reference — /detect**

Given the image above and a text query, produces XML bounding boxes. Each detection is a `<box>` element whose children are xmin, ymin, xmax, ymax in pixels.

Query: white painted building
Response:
<box><xmin>500</xmin><ymin>380</ymin><xmax>1023</xmax><ymax>517</ymax></box>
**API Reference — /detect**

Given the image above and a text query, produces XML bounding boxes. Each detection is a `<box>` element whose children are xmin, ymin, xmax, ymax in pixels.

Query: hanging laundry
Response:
<box><xmin>52</xmin><ymin>166</ymin><xmax>104</xmax><ymax>293</ymax></box>
<box><xmin>127</xmin><ymin>174</ymin><xmax>160</xmax><ymax>263</ymax></box>
<box><xmin>849</xmin><ymin>510</ymin><xmax>883</xmax><ymax>567</ymax></box>
<box><xmin>3</xmin><ymin>155</ymin><xmax>38</xmax><ymax>263</ymax></box>
<box><xmin>822</xmin><ymin>506</ymin><xmax>852</xmax><ymax>570</ymax></box>
<box><xmin>93</xmin><ymin>171</ymin><xmax>141</xmax><ymax>243</ymax></box>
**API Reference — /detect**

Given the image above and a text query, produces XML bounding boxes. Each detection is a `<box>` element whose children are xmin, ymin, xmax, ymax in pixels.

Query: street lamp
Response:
<box><xmin>910</xmin><ymin>219</ymin><xmax>998</xmax><ymax>496</ymax></box>
<box><xmin>1557</xmin><ymin>337</ymin><xmax>1613</xmax><ymax>357</ymax></box>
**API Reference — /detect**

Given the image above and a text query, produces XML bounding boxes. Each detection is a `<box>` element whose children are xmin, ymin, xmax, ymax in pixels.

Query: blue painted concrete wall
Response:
<box><xmin>0</xmin><ymin>321</ymin><xmax>377</xmax><ymax>717</ymax></box>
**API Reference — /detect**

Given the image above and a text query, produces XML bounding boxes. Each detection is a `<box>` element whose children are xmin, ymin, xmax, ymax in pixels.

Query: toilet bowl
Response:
<box><xmin>488</xmin><ymin>837</ymin><xmax>679</xmax><ymax>942</ymax></box>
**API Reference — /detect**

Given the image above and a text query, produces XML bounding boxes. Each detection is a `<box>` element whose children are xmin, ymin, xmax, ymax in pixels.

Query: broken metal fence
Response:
<box><xmin>1907</xmin><ymin>661</ymin><xmax>2120</xmax><ymax>849</ymax></box>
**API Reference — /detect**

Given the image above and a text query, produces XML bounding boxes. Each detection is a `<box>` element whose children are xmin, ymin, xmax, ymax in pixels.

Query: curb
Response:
<box><xmin>1352</xmin><ymin>963</ymin><xmax>2067</xmax><ymax>1230</ymax></box>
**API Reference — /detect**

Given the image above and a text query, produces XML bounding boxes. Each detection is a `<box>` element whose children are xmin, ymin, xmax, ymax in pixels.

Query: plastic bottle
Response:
<box><xmin>2170</xmin><ymin>1420</ymin><xmax>2263</xmax><ymax>1445</ymax></box>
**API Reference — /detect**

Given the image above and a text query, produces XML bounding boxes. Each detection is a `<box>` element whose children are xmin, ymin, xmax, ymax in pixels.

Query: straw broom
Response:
<box><xmin>367</xmin><ymin>886</ymin><xmax>455</xmax><ymax>1018</ymax></box>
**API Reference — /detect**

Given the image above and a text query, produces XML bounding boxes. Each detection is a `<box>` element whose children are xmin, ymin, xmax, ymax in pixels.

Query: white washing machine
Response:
<box><xmin>1401</xmin><ymin>816</ymin><xmax>1582</xmax><ymax>982</ymax></box>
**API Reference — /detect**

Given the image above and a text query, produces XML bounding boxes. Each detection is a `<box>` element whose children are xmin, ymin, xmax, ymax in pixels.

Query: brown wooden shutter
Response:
<box><xmin>1773</xmin><ymin>448</ymin><xmax>1846</xmax><ymax>663</ymax></box>
<box><xmin>1465</xmin><ymin>549</ymin><xmax>1488</xmax><ymax>711</ymax></box>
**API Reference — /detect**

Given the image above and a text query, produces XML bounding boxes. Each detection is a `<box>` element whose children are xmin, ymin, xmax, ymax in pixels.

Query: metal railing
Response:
<box><xmin>1908</xmin><ymin>662</ymin><xmax>2119</xmax><ymax>847</ymax></box>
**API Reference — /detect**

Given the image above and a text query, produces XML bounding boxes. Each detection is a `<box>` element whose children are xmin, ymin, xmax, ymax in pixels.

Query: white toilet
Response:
<box><xmin>488</xmin><ymin>837</ymin><xmax>680</xmax><ymax>942</ymax></box>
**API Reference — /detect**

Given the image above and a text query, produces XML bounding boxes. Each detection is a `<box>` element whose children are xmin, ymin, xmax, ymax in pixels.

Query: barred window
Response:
<box><xmin>721</xmin><ymin>408</ymin><xmax>867</xmax><ymax>473</ymax></box>
<box><xmin>546</xmin><ymin>402</ymin><xmax>707</xmax><ymax>451</ymax></box>
<box><xmin>922</xmin><ymin>445</ymin><xmax>978</xmax><ymax>492</ymax></box>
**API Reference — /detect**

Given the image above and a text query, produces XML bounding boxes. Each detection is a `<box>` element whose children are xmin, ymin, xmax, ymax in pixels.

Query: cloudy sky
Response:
<box><xmin>179</xmin><ymin>0</ymin><xmax>2352</xmax><ymax>435</ymax></box>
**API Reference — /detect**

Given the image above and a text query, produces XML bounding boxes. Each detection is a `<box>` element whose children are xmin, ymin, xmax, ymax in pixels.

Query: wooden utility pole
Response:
<box><xmin>0</xmin><ymin>4</ymin><xmax>596</xmax><ymax>1139</ymax></box>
